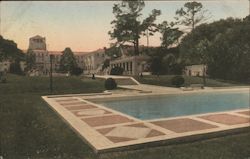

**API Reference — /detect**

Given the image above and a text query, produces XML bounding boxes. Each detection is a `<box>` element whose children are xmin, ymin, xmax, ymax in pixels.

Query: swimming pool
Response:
<box><xmin>98</xmin><ymin>91</ymin><xmax>250</xmax><ymax>120</ymax></box>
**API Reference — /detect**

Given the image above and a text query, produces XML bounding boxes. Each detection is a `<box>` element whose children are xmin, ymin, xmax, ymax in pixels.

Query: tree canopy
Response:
<box><xmin>109</xmin><ymin>0</ymin><xmax>161</xmax><ymax>56</ymax></box>
<box><xmin>59</xmin><ymin>47</ymin><xmax>77</xmax><ymax>73</ymax></box>
<box><xmin>175</xmin><ymin>1</ymin><xmax>210</xmax><ymax>31</ymax></box>
<box><xmin>179</xmin><ymin>16</ymin><xmax>250</xmax><ymax>82</ymax></box>
<box><xmin>179</xmin><ymin>17</ymin><xmax>243</xmax><ymax>65</ymax></box>
<box><xmin>158</xmin><ymin>21</ymin><xmax>183</xmax><ymax>48</ymax></box>
<box><xmin>0</xmin><ymin>35</ymin><xmax>24</xmax><ymax>62</ymax></box>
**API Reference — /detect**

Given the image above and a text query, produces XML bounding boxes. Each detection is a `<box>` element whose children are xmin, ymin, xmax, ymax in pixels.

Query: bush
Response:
<box><xmin>0</xmin><ymin>72</ymin><xmax>7</xmax><ymax>83</ymax></box>
<box><xmin>1</xmin><ymin>78</ymin><xmax>7</xmax><ymax>83</ymax></box>
<box><xmin>9</xmin><ymin>60</ymin><xmax>24</xmax><ymax>75</ymax></box>
<box><xmin>171</xmin><ymin>75</ymin><xmax>185</xmax><ymax>87</ymax></box>
<box><xmin>104</xmin><ymin>78</ymin><xmax>117</xmax><ymax>90</ymax></box>
<box><xmin>70</xmin><ymin>67</ymin><xmax>83</xmax><ymax>76</ymax></box>
<box><xmin>110</xmin><ymin>66</ymin><xmax>124</xmax><ymax>75</ymax></box>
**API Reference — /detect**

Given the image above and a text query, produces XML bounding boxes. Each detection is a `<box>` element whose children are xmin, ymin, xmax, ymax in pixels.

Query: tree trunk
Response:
<box><xmin>191</xmin><ymin>10</ymin><xmax>195</xmax><ymax>31</ymax></box>
<box><xmin>134</xmin><ymin>38</ymin><xmax>139</xmax><ymax>56</ymax></box>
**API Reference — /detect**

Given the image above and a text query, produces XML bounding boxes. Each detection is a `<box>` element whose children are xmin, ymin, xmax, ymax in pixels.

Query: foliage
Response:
<box><xmin>158</xmin><ymin>21</ymin><xmax>183</xmax><ymax>48</ymax></box>
<box><xmin>175</xmin><ymin>1</ymin><xmax>211</xmax><ymax>31</ymax></box>
<box><xmin>180</xmin><ymin>16</ymin><xmax>250</xmax><ymax>82</ymax></box>
<box><xmin>70</xmin><ymin>66</ymin><xmax>83</xmax><ymax>76</ymax></box>
<box><xmin>110</xmin><ymin>66</ymin><xmax>124</xmax><ymax>75</ymax></box>
<box><xmin>109</xmin><ymin>0</ymin><xmax>161</xmax><ymax>56</ymax></box>
<box><xmin>0</xmin><ymin>71</ymin><xmax>7</xmax><ymax>83</ymax></box>
<box><xmin>0</xmin><ymin>35</ymin><xmax>24</xmax><ymax>62</ymax></box>
<box><xmin>171</xmin><ymin>75</ymin><xmax>185</xmax><ymax>87</ymax></box>
<box><xmin>179</xmin><ymin>18</ymin><xmax>242</xmax><ymax>65</ymax></box>
<box><xmin>104</xmin><ymin>78</ymin><xmax>117</xmax><ymax>90</ymax></box>
<box><xmin>59</xmin><ymin>47</ymin><xmax>77</xmax><ymax>73</ymax></box>
<box><xmin>147</xmin><ymin>47</ymin><xmax>183</xmax><ymax>75</ymax></box>
<box><xmin>25</xmin><ymin>49</ymin><xmax>36</xmax><ymax>70</ymax></box>
<box><xmin>104</xmin><ymin>46</ymin><xmax>122</xmax><ymax>59</ymax></box>
<box><xmin>9</xmin><ymin>60</ymin><xmax>24</xmax><ymax>75</ymax></box>
<box><xmin>207</xmin><ymin>25</ymin><xmax>250</xmax><ymax>82</ymax></box>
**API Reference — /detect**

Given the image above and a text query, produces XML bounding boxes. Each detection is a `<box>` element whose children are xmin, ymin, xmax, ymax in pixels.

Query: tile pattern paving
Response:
<box><xmin>72</xmin><ymin>109</ymin><xmax>111</xmax><ymax>117</ymax></box>
<box><xmin>199</xmin><ymin>114</ymin><xmax>249</xmax><ymax>125</ymax></box>
<box><xmin>151</xmin><ymin>118</ymin><xmax>218</xmax><ymax>133</ymax></box>
<box><xmin>237</xmin><ymin>110</ymin><xmax>250</xmax><ymax>116</ymax></box>
<box><xmin>43</xmin><ymin>95</ymin><xmax>250</xmax><ymax>152</ymax></box>
<box><xmin>82</xmin><ymin>115</ymin><xmax>134</xmax><ymax>127</ymax></box>
<box><xmin>64</xmin><ymin>104</ymin><xmax>97</xmax><ymax>110</ymax></box>
<box><xmin>97</xmin><ymin>123</ymin><xmax>165</xmax><ymax>143</ymax></box>
<box><xmin>59</xmin><ymin>101</ymin><xmax>87</xmax><ymax>106</ymax></box>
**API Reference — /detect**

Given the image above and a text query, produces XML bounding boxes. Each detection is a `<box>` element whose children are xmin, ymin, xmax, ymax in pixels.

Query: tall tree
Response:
<box><xmin>59</xmin><ymin>47</ymin><xmax>77</xmax><ymax>73</ymax></box>
<box><xmin>109</xmin><ymin>0</ymin><xmax>161</xmax><ymax>56</ymax></box>
<box><xmin>158</xmin><ymin>21</ymin><xmax>183</xmax><ymax>48</ymax></box>
<box><xmin>175</xmin><ymin>1</ymin><xmax>210</xmax><ymax>31</ymax></box>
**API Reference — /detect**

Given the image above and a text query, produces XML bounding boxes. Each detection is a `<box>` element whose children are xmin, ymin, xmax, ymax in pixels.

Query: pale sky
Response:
<box><xmin>0</xmin><ymin>1</ymin><xmax>249</xmax><ymax>52</ymax></box>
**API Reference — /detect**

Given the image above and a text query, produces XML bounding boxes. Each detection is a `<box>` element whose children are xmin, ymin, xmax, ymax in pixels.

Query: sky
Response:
<box><xmin>1</xmin><ymin>1</ymin><xmax>249</xmax><ymax>52</ymax></box>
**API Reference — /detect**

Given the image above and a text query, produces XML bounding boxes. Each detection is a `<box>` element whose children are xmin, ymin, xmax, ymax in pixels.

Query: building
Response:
<box><xmin>184</xmin><ymin>64</ymin><xmax>207</xmax><ymax>76</ymax></box>
<box><xmin>29</xmin><ymin>35</ymin><xmax>47</xmax><ymax>50</ymax></box>
<box><xmin>26</xmin><ymin>35</ymin><xmax>105</xmax><ymax>75</ymax></box>
<box><xmin>82</xmin><ymin>49</ymin><xmax>105</xmax><ymax>74</ymax></box>
<box><xmin>110</xmin><ymin>55</ymin><xmax>150</xmax><ymax>75</ymax></box>
<box><xmin>48</xmin><ymin>51</ymin><xmax>87</xmax><ymax>71</ymax></box>
<box><xmin>27</xmin><ymin>35</ymin><xmax>50</xmax><ymax>74</ymax></box>
<box><xmin>108</xmin><ymin>45</ymin><xmax>151</xmax><ymax>76</ymax></box>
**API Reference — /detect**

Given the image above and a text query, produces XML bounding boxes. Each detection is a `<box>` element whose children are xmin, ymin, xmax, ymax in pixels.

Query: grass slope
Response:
<box><xmin>134</xmin><ymin>75</ymin><xmax>246</xmax><ymax>87</ymax></box>
<box><xmin>1</xmin><ymin>74</ymin><xmax>249</xmax><ymax>159</ymax></box>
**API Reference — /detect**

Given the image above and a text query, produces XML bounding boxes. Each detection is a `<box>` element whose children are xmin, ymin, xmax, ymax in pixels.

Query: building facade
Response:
<box><xmin>27</xmin><ymin>35</ymin><xmax>50</xmax><ymax>74</ymax></box>
<box><xmin>82</xmin><ymin>49</ymin><xmax>105</xmax><ymax>74</ymax></box>
<box><xmin>110</xmin><ymin>55</ymin><xmax>150</xmax><ymax>76</ymax></box>
<box><xmin>27</xmin><ymin>35</ymin><xmax>105</xmax><ymax>75</ymax></box>
<box><xmin>184</xmin><ymin>64</ymin><xmax>207</xmax><ymax>76</ymax></box>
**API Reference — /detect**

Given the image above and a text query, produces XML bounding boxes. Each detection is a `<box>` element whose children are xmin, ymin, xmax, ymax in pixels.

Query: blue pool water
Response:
<box><xmin>98</xmin><ymin>91</ymin><xmax>250</xmax><ymax>120</ymax></box>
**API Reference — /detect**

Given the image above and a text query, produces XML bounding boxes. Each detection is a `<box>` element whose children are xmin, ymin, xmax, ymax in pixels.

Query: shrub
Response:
<box><xmin>0</xmin><ymin>72</ymin><xmax>7</xmax><ymax>83</ymax></box>
<box><xmin>110</xmin><ymin>66</ymin><xmax>124</xmax><ymax>75</ymax></box>
<box><xmin>104</xmin><ymin>78</ymin><xmax>117</xmax><ymax>90</ymax></box>
<box><xmin>70</xmin><ymin>67</ymin><xmax>83</xmax><ymax>76</ymax></box>
<box><xmin>1</xmin><ymin>78</ymin><xmax>7</xmax><ymax>83</ymax></box>
<box><xmin>9</xmin><ymin>60</ymin><xmax>24</xmax><ymax>75</ymax></box>
<box><xmin>171</xmin><ymin>75</ymin><xmax>185</xmax><ymax>87</ymax></box>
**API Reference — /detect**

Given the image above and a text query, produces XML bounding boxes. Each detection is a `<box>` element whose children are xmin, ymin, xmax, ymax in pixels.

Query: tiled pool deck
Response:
<box><xmin>42</xmin><ymin>89</ymin><xmax>250</xmax><ymax>153</ymax></box>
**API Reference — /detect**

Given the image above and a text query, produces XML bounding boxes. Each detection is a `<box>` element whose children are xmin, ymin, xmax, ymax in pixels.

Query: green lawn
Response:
<box><xmin>134</xmin><ymin>75</ymin><xmax>247</xmax><ymax>87</ymax></box>
<box><xmin>1</xmin><ymin>74</ymin><xmax>250</xmax><ymax>159</ymax></box>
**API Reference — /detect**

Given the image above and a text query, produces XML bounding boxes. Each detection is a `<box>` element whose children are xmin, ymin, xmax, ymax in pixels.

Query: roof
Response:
<box><xmin>31</xmin><ymin>50</ymin><xmax>48</xmax><ymax>53</ymax></box>
<box><xmin>30</xmin><ymin>35</ymin><xmax>44</xmax><ymax>39</ymax></box>
<box><xmin>185</xmin><ymin>64</ymin><xmax>206</xmax><ymax>69</ymax></box>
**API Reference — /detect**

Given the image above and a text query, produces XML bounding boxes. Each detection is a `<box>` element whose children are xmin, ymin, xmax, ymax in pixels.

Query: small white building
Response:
<box><xmin>184</xmin><ymin>64</ymin><xmax>207</xmax><ymax>76</ymax></box>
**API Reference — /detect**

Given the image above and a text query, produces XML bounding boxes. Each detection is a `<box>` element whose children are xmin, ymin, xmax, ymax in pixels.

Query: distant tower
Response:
<box><xmin>28</xmin><ymin>35</ymin><xmax>47</xmax><ymax>50</ymax></box>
